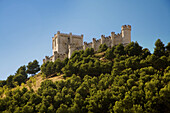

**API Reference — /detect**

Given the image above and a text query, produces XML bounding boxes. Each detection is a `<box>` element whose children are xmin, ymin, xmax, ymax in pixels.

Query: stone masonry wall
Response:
<box><xmin>43</xmin><ymin>25</ymin><xmax>131</xmax><ymax>63</ymax></box>
<box><xmin>101</xmin><ymin>35</ymin><xmax>112</xmax><ymax>47</ymax></box>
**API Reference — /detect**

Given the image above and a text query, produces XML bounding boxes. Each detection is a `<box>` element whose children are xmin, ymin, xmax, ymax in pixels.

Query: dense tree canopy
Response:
<box><xmin>0</xmin><ymin>39</ymin><xmax>170</xmax><ymax>113</ymax></box>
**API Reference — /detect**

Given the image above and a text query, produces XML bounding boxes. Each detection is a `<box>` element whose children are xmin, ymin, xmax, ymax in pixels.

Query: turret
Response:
<box><xmin>92</xmin><ymin>38</ymin><xmax>96</xmax><ymax>51</ymax></box>
<box><xmin>55</xmin><ymin>31</ymin><xmax>61</xmax><ymax>53</ymax></box>
<box><xmin>121</xmin><ymin>25</ymin><xmax>131</xmax><ymax>45</ymax></box>
<box><xmin>57</xmin><ymin>31</ymin><xmax>60</xmax><ymax>35</ymax></box>
<box><xmin>101</xmin><ymin>35</ymin><xmax>105</xmax><ymax>44</ymax></box>
<box><xmin>83</xmin><ymin>42</ymin><xmax>88</xmax><ymax>50</ymax></box>
<box><xmin>81</xmin><ymin>34</ymin><xmax>84</xmax><ymax>45</ymax></box>
<box><xmin>111</xmin><ymin>32</ymin><xmax>115</xmax><ymax>47</ymax></box>
<box><xmin>81</xmin><ymin>34</ymin><xmax>84</xmax><ymax>39</ymax></box>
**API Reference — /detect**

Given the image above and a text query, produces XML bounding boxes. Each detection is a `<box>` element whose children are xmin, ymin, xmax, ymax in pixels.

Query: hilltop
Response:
<box><xmin>0</xmin><ymin>39</ymin><xmax>170</xmax><ymax>113</ymax></box>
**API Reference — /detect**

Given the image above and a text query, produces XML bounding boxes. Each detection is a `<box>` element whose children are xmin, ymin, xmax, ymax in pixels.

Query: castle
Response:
<box><xmin>43</xmin><ymin>25</ymin><xmax>131</xmax><ymax>63</ymax></box>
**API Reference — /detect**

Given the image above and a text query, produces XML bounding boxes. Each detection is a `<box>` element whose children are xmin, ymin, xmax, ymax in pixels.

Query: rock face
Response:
<box><xmin>43</xmin><ymin>25</ymin><xmax>131</xmax><ymax>63</ymax></box>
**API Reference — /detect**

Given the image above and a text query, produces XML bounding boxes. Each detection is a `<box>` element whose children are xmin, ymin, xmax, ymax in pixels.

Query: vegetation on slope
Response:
<box><xmin>0</xmin><ymin>39</ymin><xmax>170</xmax><ymax>113</ymax></box>
<box><xmin>0</xmin><ymin>60</ymin><xmax>40</xmax><ymax>88</ymax></box>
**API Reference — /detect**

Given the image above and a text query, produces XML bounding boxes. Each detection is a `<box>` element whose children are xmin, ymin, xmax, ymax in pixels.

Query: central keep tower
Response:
<box><xmin>52</xmin><ymin>31</ymin><xmax>83</xmax><ymax>59</ymax></box>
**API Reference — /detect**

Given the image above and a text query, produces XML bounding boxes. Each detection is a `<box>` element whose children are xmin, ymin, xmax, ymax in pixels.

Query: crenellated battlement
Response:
<box><xmin>102</xmin><ymin>36</ymin><xmax>111</xmax><ymax>39</ymax></box>
<box><xmin>52</xmin><ymin>31</ymin><xmax>83</xmax><ymax>40</ymax></box>
<box><xmin>121</xmin><ymin>25</ymin><xmax>131</xmax><ymax>30</ymax></box>
<box><xmin>43</xmin><ymin>25</ymin><xmax>131</xmax><ymax>62</ymax></box>
<box><xmin>115</xmin><ymin>33</ymin><xmax>122</xmax><ymax>38</ymax></box>
<box><xmin>84</xmin><ymin>41</ymin><xmax>88</xmax><ymax>45</ymax></box>
<box><xmin>84</xmin><ymin>42</ymin><xmax>92</xmax><ymax>46</ymax></box>
<box><xmin>111</xmin><ymin>32</ymin><xmax>115</xmax><ymax>35</ymax></box>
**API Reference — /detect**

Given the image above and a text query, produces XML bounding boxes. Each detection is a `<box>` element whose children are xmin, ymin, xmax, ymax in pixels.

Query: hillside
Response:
<box><xmin>0</xmin><ymin>40</ymin><xmax>170</xmax><ymax>113</ymax></box>
<box><xmin>22</xmin><ymin>73</ymin><xmax>64</xmax><ymax>91</ymax></box>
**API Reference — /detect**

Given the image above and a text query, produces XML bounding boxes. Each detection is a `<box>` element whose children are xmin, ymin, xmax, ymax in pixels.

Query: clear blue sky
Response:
<box><xmin>0</xmin><ymin>0</ymin><xmax>170</xmax><ymax>80</ymax></box>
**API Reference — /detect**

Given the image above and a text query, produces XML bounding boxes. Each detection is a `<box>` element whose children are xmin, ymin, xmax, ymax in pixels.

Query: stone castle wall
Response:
<box><xmin>43</xmin><ymin>25</ymin><xmax>131</xmax><ymax>63</ymax></box>
<box><xmin>92</xmin><ymin>38</ymin><xmax>101</xmax><ymax>51</ymax></box>
<box><xmin>101</xmin><ymin>36</ymin><xmax>111</xmax><ymax>47</ymax></box>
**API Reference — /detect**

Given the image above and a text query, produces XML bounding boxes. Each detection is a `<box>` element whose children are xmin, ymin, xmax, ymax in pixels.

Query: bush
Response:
<box><xmin>98</xmin><ymin>44</ymin><xmax>108</xmax><ymax>52</ymax></box>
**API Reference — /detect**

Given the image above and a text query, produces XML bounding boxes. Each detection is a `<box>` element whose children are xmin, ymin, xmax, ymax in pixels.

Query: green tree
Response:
<box><xmin>56</xmin><ymin>104</ymin><xmax>68</xmax><ymax>113</ymax></box>
<box><xmin>13</xmin><ymin>74</ymin><xmax>26</xmax><ymax>86</ymax></box>
<box><xmin>154</xmin><ymin>39</ymin><xmax>165</xmax><ymax>57</ymax></box>
<box><xmin>62</xmin><ymin>60</ymin><xmax>77</xmax><ymax>77</ymax></box>
<box><xmin>22</xmin><ymin>104</ymin><xmax>34</xmax><ymax>113</ymax></box>
<box><xmin>154</xmin><ymin>56</ymin><xmax>168</xmax><ymax>71</ymax></box>
<box><xmin>6</xmin><ymin>75</ymin><xmax>14</xmax><ymax>88</ymax></box>
<box><xmin>141</xmin><ymin>48</ymin><xmax>151</xmax><ymax>58</ymax></box>
<box><xmin>53</xmin><ymin>59</ymin><xmax>63</xmax><ymax>73</ymax></box>
<box><xmin>16</xmin><ymin>65</ymin><xmax>27</xmax><ymax>79</ymax></box>
<box><xmin>70</xmin><ymin>50</ymin><xmax>81</xmax><ymax>59</ymax></box>
<box><xmin>125</xmin><ymin>56</ymin><xmax>141</xmax><ymax>70</ymax></box>
<box><xmin>26</xmin><ymin>60</ymin><xmax>40</xmax><ymax>75</ymax></box>
<box><xmin>83</xmin><ymin>48</ymin><xmax>94</xmax><ymax>57</ymax></box>
<box><xmin>159</xmin><ymin>83</ymin><xmax>170</xmax><ymax>113</ymax></box>
<box><xmin>165</xmin><ymin>42</ymin><xmax>170</xmax><ymax>56</ymax></box>
<box><xmin>98</xmin><ymin>43</ymin><xmax>108</xmax><ymax>52</ymax></box>
<box><xmin>112</xmin><ymin>60</ymin><xmax>126</xmax><ymax>76</ymax></box>
<box><xmin>125</xmin><ymin>41</ymin><xmax>142</xmax><ymax>56</ymax></box>
<box><xmin>114</xmin><ymin>44</ymin><xmax>125</xmax><ymax>56</ymax></box>
<box><xmin>48</xmin><ymin>104</ymin><xmax>55</xmax><ymax>113</ymax></box>
<box><xmin>0</xmin><ymin>80</ymin><xmax>6</xmax><ymax>87</ymax></box>
<box><xmin>41</xmin><ymin>61</ymin><xmax>54</xmax><ymax>77</ymax></box>
<box><xmin>63</xmin><ymin>57</ymin><xmax>69</xmax><ymax>66</ymax></box>
<box><xmin>105</xmin><ymin>48</ymin><xmax>115</xmax><ymax>60</ymax></box>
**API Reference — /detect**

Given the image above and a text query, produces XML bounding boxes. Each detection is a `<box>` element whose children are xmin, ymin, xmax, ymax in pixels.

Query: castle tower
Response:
<box><xmin>83</xmin><ymin>42</ymin><xmax>88</xmax><ymax>50</ymax></box>
<box><xmin>101</xmin><ymin>35</ymin><xmax>105</xmax><ymax>44</ymax></box>
<box><xmin>111</xmin><ymin>32</ymin><xmax>115</xmax><ymax>47</ymax></box>
<box><xmin>92</xmin><ymin>38</ymin><xmax>96</xmax><ymax>51</ymax></box>
<box><xmin>121</xmin><ymin>25</ymin><xmax>131</xmax><ymax>46</ymax></box>
<box><xmin>52</xmin><ymin>31</ymin><xmax>60</xmax><ymax>55</ymax></box>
